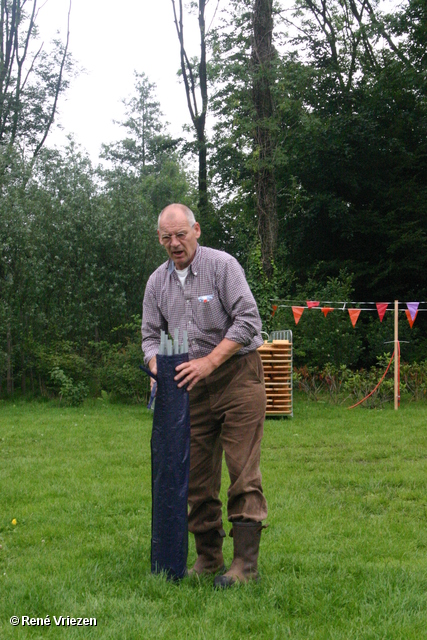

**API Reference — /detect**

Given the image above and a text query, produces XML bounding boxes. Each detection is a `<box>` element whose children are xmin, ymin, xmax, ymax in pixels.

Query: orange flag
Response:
<box><xmin>292</xmin><ymin>306</ymin><xmax>304</xmax><ymax>325</ymax></box>
<box><xmin>348</xmin><ymin>309</ymin><xmax>361</xmax><ymax>327</ymax></box>
<box><xmin>376</xmin><ymin>303</ymin><xmax>388</xmax><ymax>322</ymax></box>
<box><xmin>405</xmin><ymin>309</ymin><xmax>418</xmax><ymax>328</ymax></box>
<box><xmin>306</xmin><ymin>301</ymin><xmax>320</xmax><ymax>308</ymax></box>
<box><xmin>322</xmin><ymin>307</ymin><xmax>334</xmax><ymax>317</ymax></box>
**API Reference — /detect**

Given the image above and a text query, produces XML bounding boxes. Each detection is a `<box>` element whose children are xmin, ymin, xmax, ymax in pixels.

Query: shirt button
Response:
<box><xmin>194</xmin><ymin>272</ymin><xmax>197</xmax><ymax>276</ymax></box>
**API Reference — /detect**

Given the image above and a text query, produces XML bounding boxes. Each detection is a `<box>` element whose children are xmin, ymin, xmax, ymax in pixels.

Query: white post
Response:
<box><xmin>394</xmin><ymin>300</ymin><xmax>399</xmax><ymax>410</ymax></box>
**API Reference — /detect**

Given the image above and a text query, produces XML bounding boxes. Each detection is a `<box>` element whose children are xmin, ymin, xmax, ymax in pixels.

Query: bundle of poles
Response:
<box><xmin>158</xmin><ymin>329</ymin><xmax>189</xmax><ymax>355</ymax></box>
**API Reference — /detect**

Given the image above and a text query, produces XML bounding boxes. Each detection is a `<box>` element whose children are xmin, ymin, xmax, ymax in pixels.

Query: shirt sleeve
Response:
<box><xmin>216</xmin><ymin>256</ymin><xmax>262</xmax><ymax>346</ymax></box>
<box><xmin>141</xmin><ymin>275</ymin><xmax>167</xmax><ymax>365</ymax></box>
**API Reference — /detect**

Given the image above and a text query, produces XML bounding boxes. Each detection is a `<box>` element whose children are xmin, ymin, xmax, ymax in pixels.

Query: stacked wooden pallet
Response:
<box><xmin>257</xmin><ymin>339</ymin><xmax>293</xmax><ymax>416</ymax></box>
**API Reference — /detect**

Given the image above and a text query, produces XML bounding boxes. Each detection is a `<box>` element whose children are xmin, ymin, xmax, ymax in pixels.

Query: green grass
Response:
<box><xmin>1</xmin><ymin>396</ymin><xmax>426</xmax><ymax>639</ymax></box>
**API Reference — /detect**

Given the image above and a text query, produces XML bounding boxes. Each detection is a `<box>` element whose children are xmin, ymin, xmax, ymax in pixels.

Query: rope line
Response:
<box><xmin>348</xmin><ymin>349</ymin><xmax>396</xmax><ymax>410</ymax></box>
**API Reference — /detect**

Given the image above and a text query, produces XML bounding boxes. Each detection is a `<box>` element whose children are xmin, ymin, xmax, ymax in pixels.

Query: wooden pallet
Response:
<box><xmin>257</xmin><ymin>339</ymin><xmax>293</xmax><ymax>416</ymax></box>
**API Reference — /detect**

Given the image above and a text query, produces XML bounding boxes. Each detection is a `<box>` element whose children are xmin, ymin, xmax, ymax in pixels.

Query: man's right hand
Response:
<box><xmin>149</xmin><ymin>356</ymin><xmax>157</xmax><ymax>391</ymax></box>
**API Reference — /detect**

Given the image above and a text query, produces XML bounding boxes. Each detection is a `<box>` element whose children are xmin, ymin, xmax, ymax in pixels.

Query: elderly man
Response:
<box><xmin>141</xmin><ymin>203</ymin><xmax>268</xmax><ymax>587</ymax></box>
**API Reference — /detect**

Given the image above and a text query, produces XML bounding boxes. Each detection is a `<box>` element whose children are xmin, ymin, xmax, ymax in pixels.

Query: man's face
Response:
<box><xmin>158</xmin><ymin>208</ymin><xmax>201</xmax><ymax>270</ymax></box>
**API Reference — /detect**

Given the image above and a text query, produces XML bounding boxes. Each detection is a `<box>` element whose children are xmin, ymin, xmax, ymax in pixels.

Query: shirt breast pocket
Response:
<box><xmin>193</xmin><ymin>293</ymin><xmax>223</xmax><ymax>331</ymax></box>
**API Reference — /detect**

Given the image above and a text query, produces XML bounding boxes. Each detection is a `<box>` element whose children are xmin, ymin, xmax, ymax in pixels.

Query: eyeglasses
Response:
<box><xmin>160</xmin><ymin>225</ymin><xmax>195</xmax><ymax>245</ymax></box>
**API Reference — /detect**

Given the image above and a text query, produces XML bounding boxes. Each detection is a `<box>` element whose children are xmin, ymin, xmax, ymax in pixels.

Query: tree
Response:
<box><xmin>171</xmin><ymin>0</ymin><xmax>210</xmax><ymax>232</ymax></box>
<box><xmin>208</xmin><ymin>0</ymin><xmax>282</xmax><ymax>272</ymax></box>
<box><xmin>101</xmin><ymin>72</ymin><xmax>179</xmax><ymax>173</ymax></box>
<box><xmin>0</xmin><ymin>0</ymin><xmax>73</xmax><ymax>160</ymax></box>
<box><xmin>251</xmin><ymin>0</ymin><xmax>278</xmax><ymax>277</ymax></box>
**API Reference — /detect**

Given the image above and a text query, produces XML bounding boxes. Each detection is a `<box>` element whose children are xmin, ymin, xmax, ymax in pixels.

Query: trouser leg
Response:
<box><xmin>213</xmin><ymin>351</ymin><xmax>268</xmax><ymax>523</ymax></box>
<box><xmin>187</xmin><ymin>379</ymin><xmax>224</xmax><ymax>535</ymax></box>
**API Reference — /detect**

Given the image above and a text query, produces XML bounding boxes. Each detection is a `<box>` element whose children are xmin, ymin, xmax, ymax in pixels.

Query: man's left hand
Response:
<box><xmin>174</xmin><ymin>356</ymin><xmax>215</xmax><ymax>391</ymax></box>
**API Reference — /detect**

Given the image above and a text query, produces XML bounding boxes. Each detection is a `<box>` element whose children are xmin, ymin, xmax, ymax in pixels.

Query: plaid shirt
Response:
<box><xmin>142</xmin><ymin>245</ymin><xmax>264</xmax><ymax>364</ymax></box>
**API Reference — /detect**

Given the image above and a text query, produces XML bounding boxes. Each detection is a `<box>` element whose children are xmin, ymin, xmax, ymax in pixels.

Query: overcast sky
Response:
<box><xmin>37</xmin><ymin>0</ymin><xmax>204</xmax><ymax>161</ymax></box>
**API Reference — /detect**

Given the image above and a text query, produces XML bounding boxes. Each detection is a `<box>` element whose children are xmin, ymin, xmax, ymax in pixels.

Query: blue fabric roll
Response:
<box><xmin>150</xmin><ymin>353</ymin><xmax>190</xmax><ymax>580</ymax></box>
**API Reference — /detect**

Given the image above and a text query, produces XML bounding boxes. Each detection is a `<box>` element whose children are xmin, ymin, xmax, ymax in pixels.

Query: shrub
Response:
<box><xmin>49</xmin><ymin>366</ymin><xmax>89</xmax><ymax>406</ymax></box>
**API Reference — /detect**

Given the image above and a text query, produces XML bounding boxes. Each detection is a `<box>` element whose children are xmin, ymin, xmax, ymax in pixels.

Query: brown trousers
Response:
<box><xmin>188</xmin><ymin>350</ymin><xmax>268</xmax><ymax>534</ymax></box>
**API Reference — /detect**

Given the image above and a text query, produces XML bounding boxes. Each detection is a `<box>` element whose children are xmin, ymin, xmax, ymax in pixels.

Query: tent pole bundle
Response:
<box><xmin>158</xmin><ymin>328</ymin><xmax>189</xmax><ymax>355</ymax></box>
<box><xmin>141</xmin><ymin>329</ymin><xmax>191</xmax><ymax>580</ymax></box>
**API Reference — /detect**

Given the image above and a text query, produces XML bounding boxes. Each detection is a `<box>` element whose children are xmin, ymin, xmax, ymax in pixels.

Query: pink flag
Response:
<box><xmin>406</xmin><ymin>302</ymin><xmax>419</xmax><ymax>321</ymax></box>
<box><xmin>322</xmin><ymin>307</ymin><xmax>334</xmax><ymax>317</ymax></box>
<box><xmin>376</xmin><ymin>303</ymin><xmax>388</xmax><ymax>322</ymax></box>
<box><xmin>405</xmin><ymin>309</ymin><xmax>418</xmax><ymax>329</ymax></box>
<box><xmin>292</xmin><ymin>307</ymin><xmax>304</xmax><ymax>325</ymax></box>
<box><xmin>306</xmin><ymin>301</ymin><xmax>320</xmax><ymax>308</ymax></box>
<box><xmin>348</xmin><ymin>309</ymin><xmax>361</xmax><ymax>327</ymax></box>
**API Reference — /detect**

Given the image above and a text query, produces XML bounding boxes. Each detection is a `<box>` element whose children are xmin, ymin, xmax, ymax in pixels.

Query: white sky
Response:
<box><xmin>37</xmin><ymin>0</ymin><xmax>204</xmax><ymax>162</ymax></box>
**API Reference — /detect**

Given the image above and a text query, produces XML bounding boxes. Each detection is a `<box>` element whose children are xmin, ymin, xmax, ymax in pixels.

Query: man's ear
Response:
<box><xmin>157</xmin><ymin>229</ymin><xmax>163</xmax><ymax>245</ymax></box>
<box><xmin>194</xmin><ymin>222</ymin><xmax>201</xmax><ymax>239</ymax></box>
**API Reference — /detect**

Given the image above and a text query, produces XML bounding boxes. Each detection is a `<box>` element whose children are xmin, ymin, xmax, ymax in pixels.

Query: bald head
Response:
<box><xmin>157</xmin><ymin>203</ymin><xmax>201</xmax><ymax>270</ymax></box>
<box><xmin>158</xmin><ymin>204</ymin><xmax>196</xmax><ymax>230</ymax></box>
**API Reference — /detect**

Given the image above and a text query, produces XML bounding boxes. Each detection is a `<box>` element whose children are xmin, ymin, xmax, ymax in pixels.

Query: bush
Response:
<box><xmin>49</xmin><ymin>366</ymin><xmax>89</xmax><ymax>406</ymax></box>
<box><xmin>274</xmin><ymin>271</ymin><xmax>363</xmax><ymax>368</ymax></box>
<box><xmin>292</xmin><ymin>354</ymin><xmax>427</xmax><ymax>409</ymax></box>
<box><xmin>400</xmin><ymin>360</ymin><xmax>427</xmax><ymax>402</ymax></box>
<box><xmin>90</xmin><ymin>338</ymin><xmax>150</xmax><ymax>403</ymax></box>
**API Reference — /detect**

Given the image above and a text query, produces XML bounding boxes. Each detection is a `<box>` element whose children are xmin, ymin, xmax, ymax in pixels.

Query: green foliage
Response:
<box><xmin>49</xmin><ymin>366</ymin><xmax>88</xmax><ymax>406</ymax></box>
<box><xmin>343</xmin><ymin>354</ymin><xmax>397</xmax><ymax>409</ymax></box>
<box><xmin>0</xmin><ymin>75</ymin><xmax>194</xmax><ymax>399</ymax></box>
<box><xmin>245</xmin><ymin>243</ymin><xmax>281</xmax><ymax>333</ymax></box>
<box><xmin>294</xmin><ymin>355</ymin><xmax>427</xmax><ymax>408</ymax></box>
<box><xmin>90</xmin><ymin>339</ymin><xmax>149</xmax><ymax>404</ymax></box>
<box><xmin>401</xmin><ymin>360</ymin><xmax>427</xmax><ymax>401</ymax></box>
<box><xmin>275</xmin><ymin>271</ymin><xmax>363</xmax><ymax>367</ymax></box>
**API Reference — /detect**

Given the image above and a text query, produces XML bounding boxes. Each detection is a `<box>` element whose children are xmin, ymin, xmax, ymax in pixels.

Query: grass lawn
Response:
<box><xmin>1</xmin><ymin>395</ymin><xmax>426</xmax><ymax>639</ymax></box>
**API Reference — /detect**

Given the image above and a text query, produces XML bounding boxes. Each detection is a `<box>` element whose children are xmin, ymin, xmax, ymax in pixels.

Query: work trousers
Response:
<box><xmin>188</xmin><ymin>350</ymin><xmax>268</xmax><ymax>534</ymax></box>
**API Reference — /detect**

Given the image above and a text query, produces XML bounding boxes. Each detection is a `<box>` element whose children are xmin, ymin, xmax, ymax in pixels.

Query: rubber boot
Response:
<box><xmin>188</xmin><ymin>528</ymin><xmax>226</xmax><ymax>576</ymax></box>
<box><xmin>214</xmin><ymin>522</ymin><xmax>264</xmax><ymax>588</ymax></box>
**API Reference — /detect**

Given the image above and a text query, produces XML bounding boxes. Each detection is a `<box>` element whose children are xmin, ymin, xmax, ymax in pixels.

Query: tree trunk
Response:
<box><xmin>6</xmin><ymin>325</ymin><xmax>13</xmax><ymax>395</ymax></box>
<box><xmin>171</xmin><ymin>0</ymin><xmax>209</xmax><ymax>228</ymax></box>
<box><xmin>252</xmin><ymin>0</ymin><xmax>277</xmax><ymax>277</ymax></box>
<box><xmin>21</xmin><ymin>350</ymin><xmax>26</xmax><ymax>395</ymax></box>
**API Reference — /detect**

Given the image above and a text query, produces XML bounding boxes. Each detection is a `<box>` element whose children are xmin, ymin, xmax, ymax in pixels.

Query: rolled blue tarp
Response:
<box><xmin>150</xmin><ymin>352</ymin><xmax>190</xmax><ymax>580</ymax></box>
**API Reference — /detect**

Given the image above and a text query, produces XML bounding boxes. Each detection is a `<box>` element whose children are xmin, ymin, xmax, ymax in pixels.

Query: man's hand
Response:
<box><xmin>174</xmin><ymin>356</ymin><xmax>216</xmax><ymax>391</ymax></box>
<box><xmin>148</xmin><ymin>356</ymin><xmax>157</xmax><ymax>391</ymax></box>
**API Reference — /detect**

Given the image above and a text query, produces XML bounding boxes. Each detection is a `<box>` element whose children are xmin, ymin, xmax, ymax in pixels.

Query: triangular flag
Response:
<box><xmin>406</xmin><ymin>302</ymin><xmax>419</xmax><ymax>321</ymax></box>
<box><xmin>292</xmin><ymin>306</ymin><xmax>304</xmax><ymax>325</ymax></box>
<box><xmin>322</xmin><ymin>307</ymin><xmax>334</xmax><ymax>317</ymax></box>
<box><xmin>307</xmin><ymin>301</ymin><xmax>320</xmax><ymax>308</ymax></box>
<box><xmin>348</xmin><ymin>309</ymin><xmax>361</xmax><ymax>327</ymax></box>
<box><xmin>376</xmin><ymin>303</ymin><xmax>388</xmax><ymax>322</ymax></box>
<box><xmin>272</xmin><ymin>305</ymin><xmax>278</xmax><ymax>317</ymax></box>
<box><xmin>405</xmin><ymin>309</ymin><xmax>418</xmax><ymax>329</ymax></box>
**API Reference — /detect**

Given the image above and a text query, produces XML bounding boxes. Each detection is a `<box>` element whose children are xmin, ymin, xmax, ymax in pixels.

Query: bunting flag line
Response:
<box><xmin>292</xmin><ymin>307</ymin><xmax>304</xmax><ymax>325</ymax></box>
<box><xmin>376</xmin><ymin>303</ymin><xmax>388</xmax><ymax>322</ymax></box>
<box><xmin>405</xmin><ymin>309</ymin><xmax>418</xmax><ymax>329</ymax></box>
<box><xmin>406</xmin><ymin>302</ymin><xmax>419</xmax><ymax>321</ymax></box>
<box><xmin>348</xmin><ymin>309</ymin><xmax>361</xmax><ymax>327</ymax></box>
<box><xmin>274</xmin><ymin>300</ymin><xmax>425</xmax><ymax>327</ymax></box>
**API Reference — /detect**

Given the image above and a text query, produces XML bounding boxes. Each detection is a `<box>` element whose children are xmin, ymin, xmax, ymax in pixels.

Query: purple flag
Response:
<box><xmin>406</xmin><ymin>302</ymin><xmax>419</xmax><ymax>321</ymax></box>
